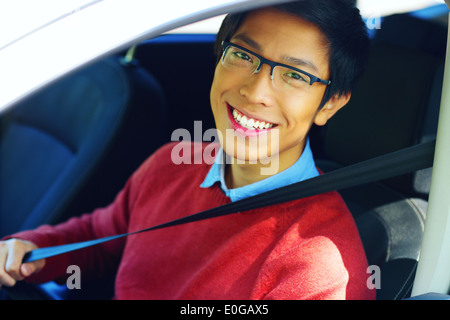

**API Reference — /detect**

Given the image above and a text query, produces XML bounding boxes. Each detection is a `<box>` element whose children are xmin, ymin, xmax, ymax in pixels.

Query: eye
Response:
<box><xmin>225</xmin><ymin>47</ymin><xmax>256</xmax><ymax>69</ymax></box>
<box><xmin>284</xmin><ymin>71</ymin><xmax>308</xmax><ymax>83</ymax></box>
<box><xmin>233</xmin><ymin>50</ymin><xmax>253</xmax><ymax>63</ymax></box>
<box><xmin>282</xmin><ymin>69</ymin><xmax>311</xmax><ymax>87</ymax></box>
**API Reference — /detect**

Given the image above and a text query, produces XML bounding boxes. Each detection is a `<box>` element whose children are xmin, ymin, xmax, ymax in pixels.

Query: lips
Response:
<box><xmin>227</xmin><ymin>104</ymin><xmax>277</xmax><ymax>136</ymax></box>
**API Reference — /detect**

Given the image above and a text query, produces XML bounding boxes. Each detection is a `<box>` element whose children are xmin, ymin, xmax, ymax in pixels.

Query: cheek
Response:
<box><xmin>281</xmin><ymin>104</ymin><xmax>309</xmax><ymax>130</ymax></box>
<box><xmin>283</xmin><ymin>93</ymin><xmax>323</xmax><ymax>126</ymax></box>
<box><xmin>211</xmin><ymin>64</ymin><xmax>243</xmax><ymax>95</ymax></box>
<box><xmin>210</xmin><ymin>69</ymin><xmax>233</xmax><ymax>140</ymax></box>
<box><xmin>210</xmin><ymin>67</ymin><xmax>229</xmax><ymax>109</ymax></box>
<box><xmin>210</xmin><ymin>72</ymin><xmax>224</xmax><ymax>122</ymax></box>
<box><xmin>210</xmin><ymin>68</ymin><xmax>220</xmax><ymax>104</ymax></box>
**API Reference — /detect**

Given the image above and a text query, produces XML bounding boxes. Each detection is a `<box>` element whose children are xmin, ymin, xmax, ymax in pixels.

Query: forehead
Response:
<box><xmin>234</xmin><ymin>8</ymin><xmax>328</xmax><ymax>44</ymax></box>
<box><xmin>230</xmin><ymin>8</ymin><xmax>330</xmax><ymax>76</ymax></box>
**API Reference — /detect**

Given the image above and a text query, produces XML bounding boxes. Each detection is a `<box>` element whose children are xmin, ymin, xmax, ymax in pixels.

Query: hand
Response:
<box><xmin>0</xmin><ymin>239</ymin><xmax>45</xmax><ymax>289</ymax></box>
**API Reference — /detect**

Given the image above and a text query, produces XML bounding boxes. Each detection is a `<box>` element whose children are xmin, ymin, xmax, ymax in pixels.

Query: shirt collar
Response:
<box><xmin>200</xmin><ymin>138</ymin><xmax>319</xmax><ymax>202</ymax></box>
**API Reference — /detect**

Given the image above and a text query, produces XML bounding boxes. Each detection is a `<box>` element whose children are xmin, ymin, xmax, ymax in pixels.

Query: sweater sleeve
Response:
<box><xmin>3</xmin><ymin>149</ymin><xmax>154</xmax><ymax>284</ymax></box>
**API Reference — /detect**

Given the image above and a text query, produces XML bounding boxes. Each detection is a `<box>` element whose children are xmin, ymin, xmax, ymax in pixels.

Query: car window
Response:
<box><xmin>358</xmin><ymin>0</ymin><xmax>446</xmax><ymax>16</ymax></box>
<box><xmin>168</xmin><ymin>0</ymin><xmax>447</xmax><ymax>34</ymax></box>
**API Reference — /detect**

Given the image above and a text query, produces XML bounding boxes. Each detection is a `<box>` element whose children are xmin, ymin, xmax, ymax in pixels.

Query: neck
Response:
<box><xmin>224</xmin><ymin>142</ymin><xmax>305</xmax><ymax>189</ymax></box>
<box><xmin>225</xmin><ymin>162</ymin><xmax>267</xmax><ymax>189</ymax></box>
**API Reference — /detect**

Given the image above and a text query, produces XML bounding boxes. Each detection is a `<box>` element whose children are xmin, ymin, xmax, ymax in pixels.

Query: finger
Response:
<box><xmin>4</xmin><ymin>248</ymin><xmax>26</xmax><ymax>281</ymax></box>
<box><xmin>0</xmin><ymin>245</ymin><xmax>15</xmax><ymax>287</ymax></box>
<box><xmin>0</xmin><ymin>252</ymin><xmax>17</xmax><ymax>287</ymax></box>
<box><xmin>3</xmin><ymin>239</ymin><xmax>42</xmax><ymax>282</ymax></box>
<box><xmin>20</xmin><ymin>259</ymin><xmax>45</xmax><ymax>278</ymax></box>
<box><xmin>0</xmin><ymin>274</ymin><xmax>16</xmax><ymax>287</ymax></box>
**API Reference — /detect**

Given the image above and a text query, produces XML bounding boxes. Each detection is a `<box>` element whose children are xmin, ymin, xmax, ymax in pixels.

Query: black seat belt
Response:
<box><xmin>23</xmin><ymin>140</ymin><xmax>435</xmax><ymax>263</ymax></box>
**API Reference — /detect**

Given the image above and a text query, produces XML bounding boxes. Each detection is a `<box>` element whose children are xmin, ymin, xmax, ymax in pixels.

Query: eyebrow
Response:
<box><xmin>282</xmin><ymin>56</ymin><xmax>319</xmax><ymax>74</ymax></box>
<box><xmin>231</xmin><ymin>34</ymin><xmax>262</xmax><ymax>51</ymax></box>
<box><xmin>231</xmin><ymin>33</ymin><xmax>320</xmax><ymax>74</ymax></box>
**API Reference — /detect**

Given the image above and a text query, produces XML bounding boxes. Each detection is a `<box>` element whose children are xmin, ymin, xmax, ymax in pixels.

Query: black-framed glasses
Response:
<box><xmin>221</xmin><ymin>41</ymin><xmax>331</xmax><ymax>97</ymax></box>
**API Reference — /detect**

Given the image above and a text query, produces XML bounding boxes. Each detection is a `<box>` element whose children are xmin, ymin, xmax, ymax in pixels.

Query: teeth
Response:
<box><xmin>241</xmin><ymin>115</ymin><xmax>248</xmax><ymax>127</ymax></box>
<box><xmin>232</xmin><ymin>108</ymin><xmax>274</xmax><ymax>130</ymax></box>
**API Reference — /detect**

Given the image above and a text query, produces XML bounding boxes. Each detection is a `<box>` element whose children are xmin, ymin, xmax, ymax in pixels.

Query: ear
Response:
<box><xmin>314</xmin><ymin>92</ymin><xmax>351</xmax><ymax>126</ymax></box>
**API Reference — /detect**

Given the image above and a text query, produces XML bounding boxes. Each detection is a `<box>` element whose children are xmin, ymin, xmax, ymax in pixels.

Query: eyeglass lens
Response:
<box><xmin>222</xmin><ymin>45</ymin><xmax>312</xmax><ymax>97</ymax></box>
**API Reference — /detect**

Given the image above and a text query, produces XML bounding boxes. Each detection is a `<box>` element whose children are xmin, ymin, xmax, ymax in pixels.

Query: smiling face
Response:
<box><xmin>210</xmin><ymin>8</ymin><xmax>349</xmax><ymax>186</ymax></box>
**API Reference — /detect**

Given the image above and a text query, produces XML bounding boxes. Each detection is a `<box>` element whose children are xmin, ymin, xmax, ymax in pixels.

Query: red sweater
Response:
<box><xmin>10</xmin><ymin>142</ymin><xmax>375</xmax><ymax>300</ymax></box>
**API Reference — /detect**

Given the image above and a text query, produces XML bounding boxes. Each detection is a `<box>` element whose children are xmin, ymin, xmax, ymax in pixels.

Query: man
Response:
<box><xmin>0</xmin><ymin>0</ymin><xmax>373</xmax><ymax>299</ymax></box>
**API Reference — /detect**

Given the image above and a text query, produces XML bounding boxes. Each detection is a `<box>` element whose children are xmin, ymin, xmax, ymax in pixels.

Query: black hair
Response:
<box><xmin>214</xmin><ymin>0</ymin><xmax>370</xmax><ymax>104</ymax></box>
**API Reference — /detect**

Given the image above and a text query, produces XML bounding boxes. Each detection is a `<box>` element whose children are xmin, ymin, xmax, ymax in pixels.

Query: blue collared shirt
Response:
<box><xmin>200</xmin><ymin>139</ymin><xmax>319</xmax><ymax>202</ymax></box>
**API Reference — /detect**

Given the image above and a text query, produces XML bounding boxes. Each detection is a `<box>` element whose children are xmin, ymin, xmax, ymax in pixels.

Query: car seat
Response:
<box><xmin>0</xmin><ymin>53</ymin><xmax>168</xmax><ymax>238</ymax></box>
<box><xmin>0</xmin><ymin>52</ymin><xmax>168</xmax><ymax>300</ymax></box>
<box><xmin>313</xmin><ymin>13</ymin><xmax>446</xmax><ymax>299</ymax></box>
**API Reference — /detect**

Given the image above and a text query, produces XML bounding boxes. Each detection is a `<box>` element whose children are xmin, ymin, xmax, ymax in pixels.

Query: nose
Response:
<box><xmin>239</xmin><ymin>64</ymin><xmax>274</xmax><ymax>106</ymax></box>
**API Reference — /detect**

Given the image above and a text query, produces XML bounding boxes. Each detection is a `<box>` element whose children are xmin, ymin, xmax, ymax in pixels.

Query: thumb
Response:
<box><xmin>20</xmin><ymin>260</ymin><xmax>45</xmax><ymax>278</ymax></box>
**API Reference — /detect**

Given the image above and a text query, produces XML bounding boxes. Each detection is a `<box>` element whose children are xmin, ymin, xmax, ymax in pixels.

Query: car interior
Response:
<box><xmin>0</xmin><ymin>2</ymin><xmax>448</xmax><ymax>300</ymax></box>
